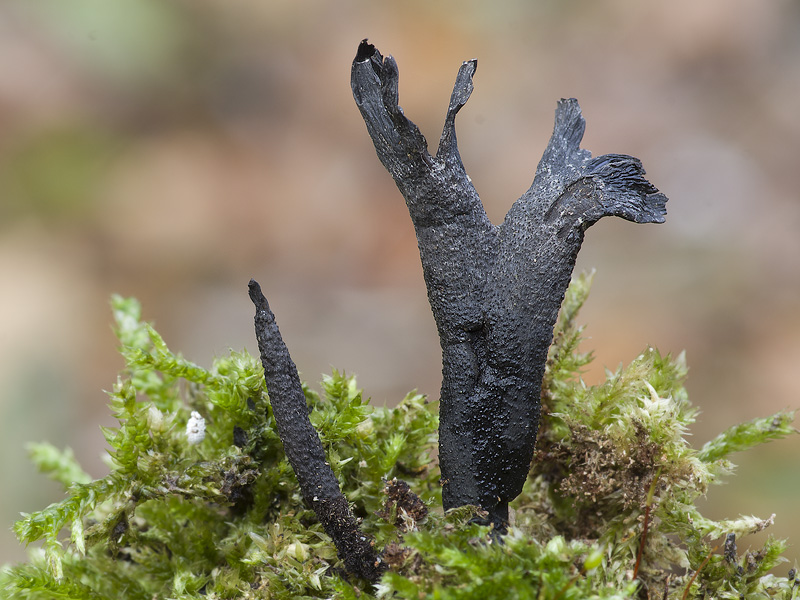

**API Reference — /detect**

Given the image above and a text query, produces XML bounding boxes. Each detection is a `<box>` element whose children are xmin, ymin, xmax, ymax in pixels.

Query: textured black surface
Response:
<box><xmin>352</xmin><ymin>40</ymin><xmax>667</xmax><ymax>528</ymax></box>
<box><xmin>249</xmin><ymin>279</ymin><xmax>384</xmax><ymax>582</ymax></box>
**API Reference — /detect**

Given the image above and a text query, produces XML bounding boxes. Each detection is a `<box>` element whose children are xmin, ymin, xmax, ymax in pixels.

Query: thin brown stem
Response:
<box><xmin>681</xmin><ymin>545</ymin><xmax>719</xmax><ymax>600</ymax></box>
<box><xmin>634</xmin><ymin>471</ymin><xmax>661</xmax><ymax>581</ymax></box>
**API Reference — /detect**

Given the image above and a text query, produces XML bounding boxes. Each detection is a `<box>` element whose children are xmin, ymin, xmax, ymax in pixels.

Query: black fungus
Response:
<box><xmin>351</xmin><ymin>39</ymin><xmax>667</xmax><ymax>529</ymax></box>
<box><xmin>249</xmin><ymin>280</ymin><xmax>385</xmax><ymax>582</ymax></box>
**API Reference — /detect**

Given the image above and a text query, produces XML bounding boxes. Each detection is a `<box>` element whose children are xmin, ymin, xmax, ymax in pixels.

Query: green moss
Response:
<box><xmin>2</xmin><ymin>275</ymin><xmax>797</xmax><ymax>599</ymax></box>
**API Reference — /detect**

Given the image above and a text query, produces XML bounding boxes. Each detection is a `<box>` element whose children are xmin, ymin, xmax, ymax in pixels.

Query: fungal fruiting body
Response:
<box><xmin>248</xmin><ymin>279</ymin><xmax>385</xmax><ymax>582</ymax></box>
<box><xmin>351</xmin><ymin>40</ymin><xmax>667</xmax><ymax>528</ymax></box>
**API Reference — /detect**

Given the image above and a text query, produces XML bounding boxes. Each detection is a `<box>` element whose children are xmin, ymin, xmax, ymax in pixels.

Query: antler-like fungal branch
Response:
<box><xmin>352</xmin><ymin>39</ymin><xmax>667</xmax><ymax>529</ymax></box>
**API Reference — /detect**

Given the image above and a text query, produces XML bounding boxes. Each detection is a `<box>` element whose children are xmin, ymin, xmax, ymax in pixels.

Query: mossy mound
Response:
<box><xmin>2</xmin><ymin>274</ymin><xmax>796</xmax><ymax>599</ymax></box>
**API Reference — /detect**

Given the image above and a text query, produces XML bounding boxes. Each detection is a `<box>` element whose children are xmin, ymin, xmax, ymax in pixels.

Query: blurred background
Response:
<box><xmin>1</xmin><ymin>0</ymin><xmax>799</xmax><ymax>567</ymax></box>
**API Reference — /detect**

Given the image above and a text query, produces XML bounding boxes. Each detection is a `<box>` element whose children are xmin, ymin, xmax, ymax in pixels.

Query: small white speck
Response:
<box><xmin>186</xmin><ymin>411</ymin><xmax>206</xmax><ymax>444</ymax></box>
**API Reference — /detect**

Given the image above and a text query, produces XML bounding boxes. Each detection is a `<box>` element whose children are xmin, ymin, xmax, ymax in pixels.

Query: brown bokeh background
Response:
<box><xmin>1</xmin><ymin>0</ymin><xmax>799</xmax><ymax>567</ymax></box>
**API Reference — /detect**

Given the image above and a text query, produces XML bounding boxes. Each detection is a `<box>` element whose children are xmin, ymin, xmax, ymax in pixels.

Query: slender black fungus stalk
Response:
<box><xmin>352</xmin><ymin>39</ymin><xmax>667</xmax><ymax>529</ymax></box>
<box><xmin>248</xmin><ymin>279</ymin><xmax>385</xmax><ymax>582</ymax></box>
<box><xmin>724</xmin><ymin>533</ymin><xmax>737</xmax><ymax>563</ymax></box>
